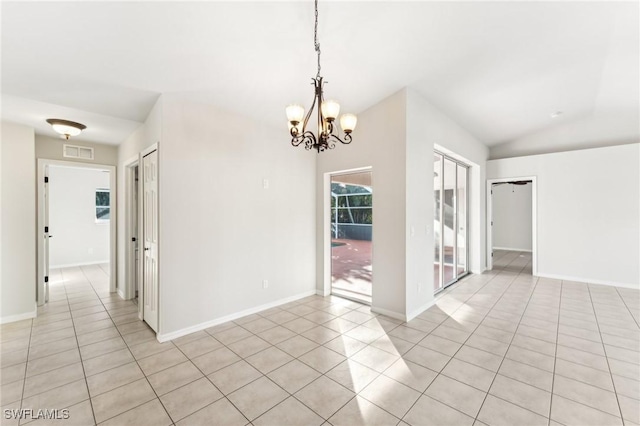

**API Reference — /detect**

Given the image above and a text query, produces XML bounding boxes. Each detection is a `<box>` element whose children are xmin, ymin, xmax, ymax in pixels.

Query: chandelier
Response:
<box><xmin>286</xmin><ymin>0</ymin><xmax>357</xmax><ymax>153</ymax></box>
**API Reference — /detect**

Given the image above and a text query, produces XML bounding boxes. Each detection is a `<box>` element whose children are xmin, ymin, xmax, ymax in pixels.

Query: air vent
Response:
<box><xmin>63</xmin><ymin>144</ymin><xmax>94</xmax><ymax>160</ymax></box>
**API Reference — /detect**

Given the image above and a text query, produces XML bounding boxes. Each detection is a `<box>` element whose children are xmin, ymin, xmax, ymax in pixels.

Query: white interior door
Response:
<box><xmin>143</xmin><ymin>150</ymin><xmax>159</xmax><ymax>332</ymax></box>
<box><xmin>44</xmin><ymin>165</ymin><xmax>50</xmax><ymax>303</ymax></box>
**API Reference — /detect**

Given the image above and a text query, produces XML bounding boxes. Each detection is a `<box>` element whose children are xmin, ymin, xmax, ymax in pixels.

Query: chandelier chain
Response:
<box><xmin>314</xmin><ymin>0</ymin><xmax>321</xmax><ymax>79</ymax></box>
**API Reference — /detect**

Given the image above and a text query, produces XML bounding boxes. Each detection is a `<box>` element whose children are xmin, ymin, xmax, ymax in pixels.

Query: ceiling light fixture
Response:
<box><xmin>286</xmin><ymin>0</ymin><xmax>357</xmax><ymax>153</ymax></box>
<box><xmin>46</xmin><ymin>118</ymin><xmax>86</xmax><ymax>140</ymax></box>
<box><xmin>550</xmin><ymin>111</ymin><xmax>563</xmax><ymax>119</ymax></box>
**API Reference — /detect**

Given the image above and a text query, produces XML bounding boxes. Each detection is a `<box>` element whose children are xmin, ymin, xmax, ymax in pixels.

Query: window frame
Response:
<box><xmin>95</xmin><ymin>188</ymin><xmax>111</xmax><ymax>223</ymax></box>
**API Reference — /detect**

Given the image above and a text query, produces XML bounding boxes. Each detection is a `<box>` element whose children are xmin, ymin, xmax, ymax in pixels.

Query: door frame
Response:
<box><xmin>322</xmin><ymin>166</ymin><xmax>373</xmax><ymax>299</ymax></box>
<box><xmin>486</xmin><ymin>176</ymin><xmax>537</xmax><ymax>275</ymax></box>
<box><xmin>434</xmin><ymin>151</ymin><xmax>470</xmax><ymax>293</ymax></box>
<box><xmin>123</xmin><ymin>155</ymin><xmax>141</xmax><ymax>305</ymax></box>
<box><xmin>37</xmin><ymin>159</ymin><xmax>117</xmax><ymax>306</ymax></box>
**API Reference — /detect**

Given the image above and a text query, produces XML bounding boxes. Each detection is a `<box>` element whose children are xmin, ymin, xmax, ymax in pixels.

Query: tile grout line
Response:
<box><xmin>158</xmin><ymin>297</ymin><xmax>365</xmax><ymax>423</ymax></box>
<box><xmin>77</xmin><ymin>265</ymin><xmax>175</xmax><ymax>426</ymax></box>
<box><xmin>468</xmin><ymin>266</ymin><xmax>544</xmax><ymax>424</ymax></box>
<box><xmin>66</xmin><ymin>267</ymin><xmax>100</xmax><ymax>426</ymax></box>
<box><xmin>167</xmin><ymin>335</ymin><xmax>252</xmax><ymax>425</ymax></box>
<box><xmin>17</xmin><ymin>299</ymin><xmax>34</xmax><ymax>417</ymax></box>
<box><xmin>546</xmin><ymin>279</ymin><xmax>563</xmax><ymax>426</ymax></box>
<box><xmin>397</xmin><ymin>261</ymin><xmax>531</xmax><ymax>422</ymax></box>
<box><xmin>613</xmin><ymin>287</ymin><xmax>640</xmax><ymax>330</ymax></box>
<box><xmin>586</xmin><ymin>283</ymin><xmax>625</xmax><ymax>422</ymax></box>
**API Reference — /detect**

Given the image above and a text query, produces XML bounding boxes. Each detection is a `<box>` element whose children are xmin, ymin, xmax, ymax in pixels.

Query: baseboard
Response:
<box><xmin>0</xmin><ymin>304</ymin><xmax>37</xmax><ymax>324</ymax></box>
<box><xmin>117</xmin><ymin>288</ymin><xmax>127</xmax><ymax>300</ymax></box>
<box><xmin>537</xmin><ymin>273</ymin><xmax>639</xmax><ymax>290</ymax></box>
<box><xmin>156</xmin><ymin>289</ymin><xmax>317</xmax><ymax>342</ymax></box>
<box><xmin>50</xmin><ymin>260</ymin><xmax>109</xmax><ymax>269</ymax></box>
<box><xmin>371</xmin><ymin>306</ymin><xmax>407</xmax><ymax>322</ymax></box>
<box><xmin>493</xmin><ymin>247</ymin><xmax>532</xmax><ymax>252</ymax></box>
<box><xmin>406</xmin><ymin>298</ymin><xmax>437</xmax><ymax>322</ymax></box>
<box><xmin>316</xmin><ymin>289</ymin><xmax>330</xmax><ymax>297</ymax></box>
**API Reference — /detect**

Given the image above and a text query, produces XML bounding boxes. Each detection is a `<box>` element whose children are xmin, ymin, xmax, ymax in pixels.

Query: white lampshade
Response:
<box><xmin>52</xmin><ymin>124</ymin><xmax>83</xmax><ymax>137</ymax></box>
<box><xmin>321</xmin><ymin>100</ymin><xmax>340</xmax><ymax>121</ymax></box>
<box><xmin>46</xmin><ymin>118</ymin><xmax>86</xmax><ymax>138</ymax></box>
<box><xmin>340</xmin><ymin>113</ymin><xmax>357</xmax><ymax>133</ymax></box>
<box><xmin>286</xmin><ymin>104</ymin><xmax>305</xmax><ymax>124</ymax></box>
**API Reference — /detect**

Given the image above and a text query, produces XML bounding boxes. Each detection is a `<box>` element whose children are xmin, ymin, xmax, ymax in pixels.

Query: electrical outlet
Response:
<box><xmin>410</xmin><ymin>226</ymin><xmax>415</xmax><ymax>237</ymax></box>
<box><xmin>417</xmin><ymin>283</ymin><xmax>422</xmax><ymax>293</ymax></box>
<box><xmin>425</xmin><ymin>224</ymin><xmax>432</xmax><ymax>235</ymax></box>
<box><xmin>263</xmin><ymin>279</ymin><xmax>269</xmax><ymax>289</ymax></box>
<box><xmin>263</xmin><ymin>179</ymin><xmax>269</xmax><ymax>189</ymax></box>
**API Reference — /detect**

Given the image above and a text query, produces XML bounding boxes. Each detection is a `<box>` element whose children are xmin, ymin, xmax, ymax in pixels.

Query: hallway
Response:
<box><xmin>1</xmin><ymin>255</ymin><xmax>639</xmax><ymax>425</ymax></box>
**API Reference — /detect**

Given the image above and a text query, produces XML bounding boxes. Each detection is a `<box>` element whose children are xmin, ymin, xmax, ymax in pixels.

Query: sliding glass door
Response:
<box><xmin>434</xmin><ymin>152</ymin><xmax>469</xmax><ymax>292</ymax></box>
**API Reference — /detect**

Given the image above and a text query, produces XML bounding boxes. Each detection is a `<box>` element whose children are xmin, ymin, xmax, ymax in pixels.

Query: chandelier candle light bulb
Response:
<box><xmin>286</xmin><ymin>0</ymin><xmax>357</xmax><ymax>152</ymax></box>
<box><xmin>321</xmin><ymin>100</ymin><xmax>340</xmax><ymax>121</ymax></box>
<box><xmin>340</xmin><ymin>113</ymin><xmax>357</xmax><ymax>133</ymax></box>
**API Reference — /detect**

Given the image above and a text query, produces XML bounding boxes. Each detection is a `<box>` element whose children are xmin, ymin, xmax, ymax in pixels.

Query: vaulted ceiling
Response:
<box><xmin>2</xmin><ymin>1</ymin><xmax>638</xmax><ymax>150</ymax></box>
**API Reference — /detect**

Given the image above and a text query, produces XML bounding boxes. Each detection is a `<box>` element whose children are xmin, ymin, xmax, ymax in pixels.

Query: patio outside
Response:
<box><xmin>330</xmin><ymin>172</ymin><xmax>372</xmax><ymax>304</ymax></box>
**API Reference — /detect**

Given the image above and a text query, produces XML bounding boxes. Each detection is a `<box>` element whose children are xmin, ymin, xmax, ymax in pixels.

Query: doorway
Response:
<box><xmin>433</xmin><ymin>152</ymin><xmax>469</xmax><ymax>292</ymax></box>
<box><xmin>487</xmin><ymin>177</ymin><xmax>538</xmax><ymax>274</ymax></box>
<box><xmin>330</xmin><ymin>171</ymin><xmax>373</xmax><ymax>304</ymax></box>
<box><xmin>37</xmin><ymin>160</ymin><xmax>116</xmax><ymax>306</ymax></box>
<box><xmin>125</xmin><ymin>160</ymin><xmax>140</xmax><ymax>308</ymax></box>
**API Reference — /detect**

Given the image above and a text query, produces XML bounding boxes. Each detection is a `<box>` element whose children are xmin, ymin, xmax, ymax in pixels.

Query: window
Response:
<box><xmin>96</xmin><ymin>188</ymin><xmax>110</xmax><ymax>222</ymax></box>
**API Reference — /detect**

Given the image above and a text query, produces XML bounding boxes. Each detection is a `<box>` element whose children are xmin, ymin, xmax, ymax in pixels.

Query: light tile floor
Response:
<box><xmin>1</xmin><ymin>252</ymin><xmax>639</xmax><ymax>425</ymax></box>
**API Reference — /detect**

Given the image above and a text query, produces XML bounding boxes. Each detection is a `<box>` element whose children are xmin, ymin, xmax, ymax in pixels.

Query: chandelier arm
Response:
<box><xmin>301</xmin><ymin>79</ymin><xmax>319</xmax><ymax>133</ymax></box>
<box><xmin>328</xmin><ymin>132</ymin><xmax>352</xmax><ymax>145</ymax></box>
<box><xmin>298</xmin><ymin>131</ymin><xmax>316</xmax><ymax>151</ymax></box>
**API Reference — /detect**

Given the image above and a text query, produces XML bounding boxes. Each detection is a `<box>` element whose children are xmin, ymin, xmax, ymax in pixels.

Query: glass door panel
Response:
<box><xmin>442</xmin><ymin>158</ymin><xmax>457</xmax><ymax>286</ymax></box>
<box><xmin>433</xmin><ymin>151</ymin><xmax>469</xmax><ymax>293</ymax></box>
<box><xmin>456</xmin><ymin>165</ymin><xmax>468</xmax><ymax>276</ymax></box>
<box><xmin>434</xmin><ymin>154</ymin><xmax>443</xmax><ymax>291</ymax></box>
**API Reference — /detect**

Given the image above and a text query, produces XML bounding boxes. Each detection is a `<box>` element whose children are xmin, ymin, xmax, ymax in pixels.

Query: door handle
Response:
<box><xmin>144</xmin><ymin>248</ymin><xmax>150</xmax><ymax>251</ymax></box>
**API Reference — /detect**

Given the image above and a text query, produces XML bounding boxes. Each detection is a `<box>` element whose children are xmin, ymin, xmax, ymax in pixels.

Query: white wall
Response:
<box><xmin>48</xmin><ymin>167</ymin><xmax>111</xmax><ymax>268</ymax></box>
<box><xmin>158</xmin><ymin>95</ymin><xmax>316</xmax><ymax>337</ymax></box>
<box><xmin>405</xmin><ymin>89</ymin><xmax>489</xmax><ymax>317</ymax></box>
<box><xmin>1</xmin><ymin>121</ymin><xmax>36</xmax><ymax>322</ymax></box>
<box><xmin>315</xmin><ymin>89</ymin><xmax>487</xmax><ymax>320</ymax></box>
<box><xmin>491</xmin><ymin>182</ymin><xmax>532</xmax><ymax>251</ymax></box>
<box><xmin>317</xmin><ymin>90</ymin><xmax>408</xmax><ymax>319</ymax></box>
<box><xmin>487</xmin><ymin>144</ymin><xmax>640</xmax><ymax>287</ymax></box>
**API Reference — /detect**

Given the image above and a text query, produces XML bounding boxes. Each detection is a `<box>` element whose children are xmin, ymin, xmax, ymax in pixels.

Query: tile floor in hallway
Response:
<box><xmin>1</xmin><ymin>252</ymin><xmax>639</xmax><ymax>425</ymax></box>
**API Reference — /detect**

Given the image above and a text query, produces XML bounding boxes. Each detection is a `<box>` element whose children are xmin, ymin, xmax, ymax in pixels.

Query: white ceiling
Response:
<box><xmin>2</xmin><ymin>1</ymin><xmax>638</xmax><ymax>148</ymax></box>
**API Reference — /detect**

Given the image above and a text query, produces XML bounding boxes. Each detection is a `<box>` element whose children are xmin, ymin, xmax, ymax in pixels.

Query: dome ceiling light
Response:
<box><xmin>46</xmin><ymin>118</ymin><xmax>86</xmax><ymax>140</ymax></box>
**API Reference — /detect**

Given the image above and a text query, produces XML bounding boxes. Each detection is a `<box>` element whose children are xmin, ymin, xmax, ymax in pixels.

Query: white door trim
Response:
<box><xmin>486</xmin><ymin>176</ymin><xmax>537</xmax><ymax>275</ymax></box>
<box><xmin>123</xmin><ymin>155</ymin><xmax>140</xmax><ymax>302</ymax></box>
<box><xmin>37</xmin><ymin>159</ymin><xmax>117</xmax><ymax>306</ymax></box>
